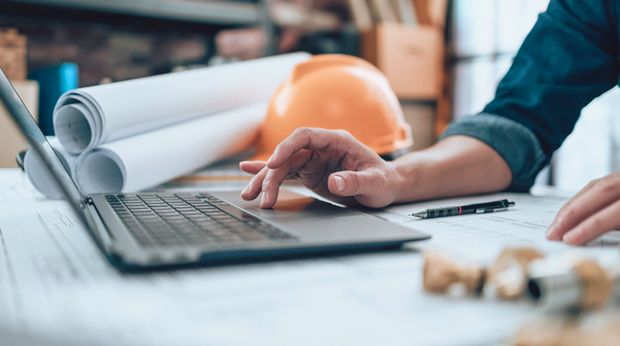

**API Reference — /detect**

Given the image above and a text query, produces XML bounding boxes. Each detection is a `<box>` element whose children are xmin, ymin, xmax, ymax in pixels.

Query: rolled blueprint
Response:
<box><xmin>24</xmin><ymin>137</ymin><xmax>79</xmax><ymax>199</ymax></box>
<box><xmin>53</xmin><ymin>52</ymin><xmax>311</xmax><ymax>154</ymax></box>
<box><xmin>72</xmin><ymin>102</ymin><xmax>268</xmax><ymax>194</ymax></box>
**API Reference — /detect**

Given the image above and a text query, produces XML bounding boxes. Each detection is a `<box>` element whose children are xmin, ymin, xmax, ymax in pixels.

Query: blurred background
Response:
<box><xmin>0</xmin><ymin>0</ymin><xmax>616</xmax><ymax>192</ymax></box>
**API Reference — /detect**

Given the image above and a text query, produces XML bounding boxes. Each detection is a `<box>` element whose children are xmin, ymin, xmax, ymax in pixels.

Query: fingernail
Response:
<box><xmin>260</xmin><ymin>192</ymin><xmax>269</xmax><ymax>207</ymax></box>
<box><xmin>545</xmin><ymin>226</ymin><xmax>556</xmax><ymax>239</ymax></box>
<box><xmin>334</xmin><ymin>175</ymin><xmax>345</xmax><ymax>192</ymax></box>
<box><xmin>241</xmin><ymin>184</ymin><xmax>250</xmax><ymax>194</ymax></box>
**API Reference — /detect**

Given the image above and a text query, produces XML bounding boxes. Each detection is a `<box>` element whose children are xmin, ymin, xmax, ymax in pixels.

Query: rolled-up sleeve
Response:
<box><xmin>440</xmin><ymin>114</ymin><xmax>546</xmax><ymax>191</ymax></box>
<box><xmin>441</xmin><ymin>0</ymin><xmax>619</xmax><ymax>191</ymax></box>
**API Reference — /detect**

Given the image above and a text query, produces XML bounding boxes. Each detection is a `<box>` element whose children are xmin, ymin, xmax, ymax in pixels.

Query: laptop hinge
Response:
<box><xmin>83</xmin><ymin>201</ymin><xmax>115</xmax><ymax>251</ymax></box>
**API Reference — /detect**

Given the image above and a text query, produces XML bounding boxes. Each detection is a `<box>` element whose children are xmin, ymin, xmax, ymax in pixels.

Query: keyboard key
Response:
<box><xmin>108</xmin><ymin>192</ymin><xmax>297</xmax><ymax>249</ymax></box>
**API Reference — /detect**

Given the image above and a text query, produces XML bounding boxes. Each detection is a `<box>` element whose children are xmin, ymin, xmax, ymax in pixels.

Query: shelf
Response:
<box><xmin>5</xmin><ymin>0</ymin><xmax>260</xmax><ymax>26</ymax></box>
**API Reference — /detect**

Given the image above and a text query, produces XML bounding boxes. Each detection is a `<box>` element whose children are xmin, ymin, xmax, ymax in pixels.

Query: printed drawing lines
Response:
<box><xmin>37</xmin><ymin>212</ymin><xmax>80</xmax><ymax>279</ymax></box>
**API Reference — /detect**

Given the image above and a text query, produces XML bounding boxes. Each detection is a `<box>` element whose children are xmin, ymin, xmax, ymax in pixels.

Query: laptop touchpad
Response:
<box><xmin>210</xmin><ymin>190</ymin><xmax>402</xmax><ymax>242</ymax></box>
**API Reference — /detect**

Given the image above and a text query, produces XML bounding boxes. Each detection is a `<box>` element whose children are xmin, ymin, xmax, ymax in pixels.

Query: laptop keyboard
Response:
<box><xmin>104</xmin><ymin>193</ymin><xmax>296</xmax><ymax>248</ymax></box>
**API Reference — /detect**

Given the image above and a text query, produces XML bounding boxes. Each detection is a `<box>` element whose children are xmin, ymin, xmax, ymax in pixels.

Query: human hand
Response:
<box><xmin>240</xmin><ymin>128</ymin><xmax>402</xmax><ymax>208</ymax></box>
<box><xmin>546</xmin><ymin>172</ymin><xmax>620</xmax><ymax>246</ymax></box>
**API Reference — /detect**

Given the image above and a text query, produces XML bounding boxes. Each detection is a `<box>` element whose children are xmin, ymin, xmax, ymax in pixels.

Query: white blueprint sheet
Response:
<box><xmin>371</xmin><ymin>188</ymin><xmax>620</xmax><ymax>261</ymax></box>
<box><xmin>1</xmin><ymin>169</ymin><xmax>618</xmax><ymax>346</ymax></box>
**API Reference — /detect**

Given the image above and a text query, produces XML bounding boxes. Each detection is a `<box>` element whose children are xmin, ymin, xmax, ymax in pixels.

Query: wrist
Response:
<box><xmin>388</xmin><ymin>155</ymin><xmax>424</xmax><ymax>204</ymax></box>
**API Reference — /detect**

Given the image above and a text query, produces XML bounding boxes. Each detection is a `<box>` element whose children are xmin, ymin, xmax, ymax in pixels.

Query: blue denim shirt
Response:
<box><xmin>441</xmin><ymin>0</ymin><xmax>620</xmax><ymax>191</ymax></box>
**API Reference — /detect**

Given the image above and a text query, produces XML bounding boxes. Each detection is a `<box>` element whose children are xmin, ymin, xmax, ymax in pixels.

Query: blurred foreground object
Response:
<box><xmin>251</xmin><ymin>54</ymin><xmax>413</xmax><ymax>161</ymax></box>
<box><xmin>423</xmin><ymin>251</ymin><xmax>485</xmax><ymax>294</ymax></box>
<box><xmin>513</xmin><ymin>315</ymin><xmax>620</xmax><ymax>346</ymax></box>
<box><xmin>0</xmin><ymin>28</ymin><xmax>27</xmax><ymax>80</ymax></box>
<box><xmin>486</xmin><ymin>247</ymin><xmax>545</xmax><ymax>300</ymax></box>
<box><xmin>526</xmin><ymin>253</ymin><xmax>620</xmax><ymax>311</ymax></box>
<box><xmin>423</xmin><ymin>246</ymin><xmax>545</xmax><ymax>299</ymax></box>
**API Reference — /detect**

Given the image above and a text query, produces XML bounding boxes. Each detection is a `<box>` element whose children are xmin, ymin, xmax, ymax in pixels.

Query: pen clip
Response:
<box><xmin>475</xmin><ymin>207</ymin><xmax>507</xmax><ymax>214</ymax></box>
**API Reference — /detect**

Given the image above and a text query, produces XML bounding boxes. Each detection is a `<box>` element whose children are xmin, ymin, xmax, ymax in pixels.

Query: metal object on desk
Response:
<box><xmin>526</xmin><ymin>254</ymin><xmax>620</xmax><ymax>311</ymax></box>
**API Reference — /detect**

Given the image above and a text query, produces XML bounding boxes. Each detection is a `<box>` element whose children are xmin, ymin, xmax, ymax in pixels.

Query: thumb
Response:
<box><xmin>328</xmin><ymin>171</ymin><xmax>375</xmax><ymax>197</ymax></box>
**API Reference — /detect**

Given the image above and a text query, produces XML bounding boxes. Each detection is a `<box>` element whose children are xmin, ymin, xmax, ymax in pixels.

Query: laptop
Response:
<box><xmin>0</xmin><ymin>68</ymin><xmax>430</xmax><ymax>270</ymax></box>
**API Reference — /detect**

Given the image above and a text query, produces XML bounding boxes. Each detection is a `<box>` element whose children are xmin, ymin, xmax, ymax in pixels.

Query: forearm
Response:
<box><xmin>391</xmin><ymin>135</ymin><xmax>512</xmax><ymax>203</ymax></box>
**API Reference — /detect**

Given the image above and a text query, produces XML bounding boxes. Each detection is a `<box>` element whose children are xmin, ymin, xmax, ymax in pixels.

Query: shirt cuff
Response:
<box><xmin>438</xmin><ymin>113</ymin><xmax>549</xmax><ymax>192</ymax></box>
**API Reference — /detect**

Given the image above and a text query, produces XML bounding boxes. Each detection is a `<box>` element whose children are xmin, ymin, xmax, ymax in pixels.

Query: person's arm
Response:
<box><xmin>240</xmin><ymin>129</ymin><xmax>510</xmax><ymax>209</ymax></box>
<box><xmin>443</xmin><ymin>0</ymin><xmax>619</xmax><ymax>192</ymax></box>
<box><xmin>391</xmin><ymin>136</ymin><xmax>511</xmax><ymax>203</ymax></box>
<box><xmin>441</xmin><ymin>0</ymin><xmax>620</xmax><ymax>246</ymax></box>
<box><xmin>242</xmin><ymin>0</ymin><xmax>620</xmax><ymax>246</ymax></box>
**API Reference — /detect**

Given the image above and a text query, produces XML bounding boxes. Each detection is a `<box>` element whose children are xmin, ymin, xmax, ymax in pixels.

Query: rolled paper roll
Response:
<box><xmin>52</xmin><ymin>52</ymin><xmax>311</xmax><ymax>154</ymax></box>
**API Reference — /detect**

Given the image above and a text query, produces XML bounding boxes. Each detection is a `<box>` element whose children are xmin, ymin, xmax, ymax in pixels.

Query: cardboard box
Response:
<box><xmin>0</xmin><ymin>80</ymin><xmax>39</xmax><ymax>168</ymax></box>
<box><xmin>362</xmin><ymin>23</ymin><xmax>444</xmax><ymax>100</ymax></box>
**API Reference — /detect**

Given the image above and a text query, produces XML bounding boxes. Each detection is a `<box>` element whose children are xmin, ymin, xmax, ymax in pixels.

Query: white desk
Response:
<box><xmin>0</xmin><ymin>168</ymin><xmax>618</xmax><ymax>346</ymax></box>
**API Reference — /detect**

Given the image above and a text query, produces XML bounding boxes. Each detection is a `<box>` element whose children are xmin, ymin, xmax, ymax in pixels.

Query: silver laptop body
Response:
<box><xmin>0</xmin><ymin>68</ymin><xmax>429</xmax><ymax>270</ymax></box>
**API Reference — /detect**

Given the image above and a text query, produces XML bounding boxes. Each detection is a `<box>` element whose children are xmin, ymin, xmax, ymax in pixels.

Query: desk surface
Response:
<box><xmin>0</xmin><ymin>168</ymin><xmax>618</xmax><ymax>346</ymax></box>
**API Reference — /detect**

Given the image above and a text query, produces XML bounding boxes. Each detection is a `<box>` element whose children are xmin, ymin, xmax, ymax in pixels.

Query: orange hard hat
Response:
<box><xmin>251</xmin><ymin>54</ymin><xmax>413</xmax><ymax>162</ymax></box>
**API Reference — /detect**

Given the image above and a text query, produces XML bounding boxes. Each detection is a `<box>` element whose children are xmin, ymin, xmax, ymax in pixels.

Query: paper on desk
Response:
<box><xmin>0</xmin><ymin>169</ymin><xmax>535</xmax><ymax>346</ymax></box>
<box><xmin>371</xmin><ymin>190</ymin><xmax>620</xmax><ymax>262</ymax></box>
<box><xmin>52</xmin><ymin>52</ymin><xmax>311</xmax><ymax>154</ymax></box>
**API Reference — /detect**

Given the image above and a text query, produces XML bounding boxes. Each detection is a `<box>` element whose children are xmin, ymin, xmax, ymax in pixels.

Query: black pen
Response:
<box><xmin>411</xmin><ymin>199</ymin><xmax>515</xmax><ymax>219</ymax></box>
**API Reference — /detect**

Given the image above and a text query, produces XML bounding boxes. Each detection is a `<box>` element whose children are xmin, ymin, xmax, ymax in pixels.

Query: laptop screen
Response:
<box><xmin>0</xmin><ymin>68</ymin><xmax>88</xmax><ymax>223</ymax></box>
